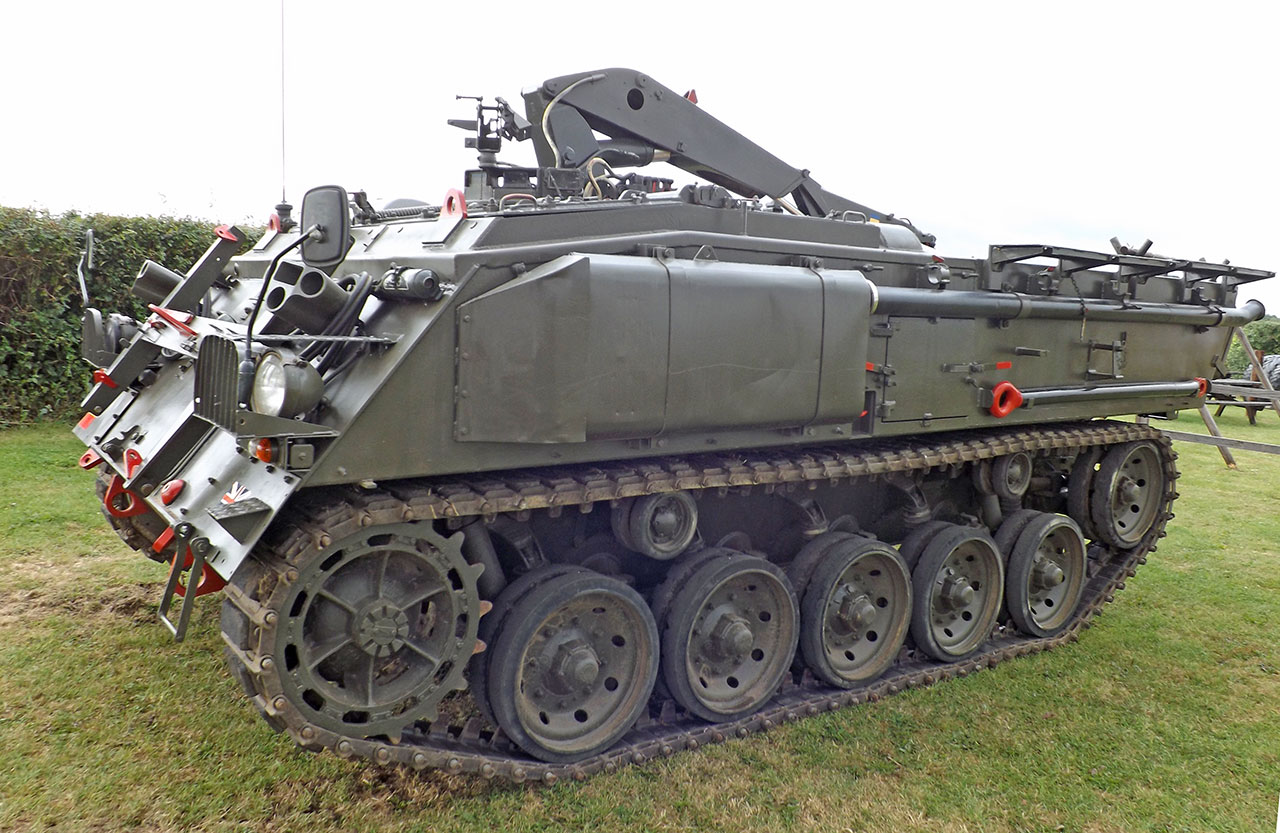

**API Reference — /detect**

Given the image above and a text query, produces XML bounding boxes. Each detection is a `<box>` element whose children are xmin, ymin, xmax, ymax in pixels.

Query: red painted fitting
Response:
<box><xmin>989</xmin><ymin>381</ymin><xmax>1024</xmax><ymax>418</ymax></box>
<box><xmin>159</xmin><ymin>479</ymin><xmax>186</xmax><ymax>505</ymax></box>
<box><xmin>103</xmin><ymin>474</ymin><xmax>148</xmax><ymax>518</ymax></box>
<box><xmin>443</xmin><ymin>188</ymin><xmax>467</xmax><ymax>218</ymax></box>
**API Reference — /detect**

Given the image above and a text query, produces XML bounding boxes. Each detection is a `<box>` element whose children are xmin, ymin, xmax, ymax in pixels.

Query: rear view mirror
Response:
<box><xmin>299</xmin><ymin>185</ymin><xmax>352</xmax><ymax>270</ymax></box>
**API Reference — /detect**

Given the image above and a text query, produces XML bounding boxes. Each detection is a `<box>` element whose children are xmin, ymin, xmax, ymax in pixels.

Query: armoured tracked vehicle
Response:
<box><xmin>75</xmin><ymin>68</ymin><xmax>1272</xmax><ymax>783</ymax></box>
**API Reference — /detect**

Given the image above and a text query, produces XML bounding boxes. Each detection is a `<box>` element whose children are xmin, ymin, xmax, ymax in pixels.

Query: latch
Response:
<box><xmin>866</xmin><ymin>361</ymin><xmax>897</xmax><ymax>387</ymax></box>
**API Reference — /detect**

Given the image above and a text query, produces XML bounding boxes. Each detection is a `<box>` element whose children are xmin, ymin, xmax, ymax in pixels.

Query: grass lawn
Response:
<box><xmin>0</xmin><ymin>414</ymin><xmax>1277</xmax><ymax>832</ymax></box>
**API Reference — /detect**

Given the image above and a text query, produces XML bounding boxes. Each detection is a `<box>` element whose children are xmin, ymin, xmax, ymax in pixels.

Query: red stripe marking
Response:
<box><xmin>77</xmin><ymin>412</ymin><xmax>96</xmax><ymax>429</ymax></box>
<box><xmin>147</xmin><ymin>305</ymin><xmax>198</xmax><ymax>336</ymax></box>
<box><xmin>996</xmin><ymin>361</ymin><xmax>1012</xmax><ymax>370</ymax></box>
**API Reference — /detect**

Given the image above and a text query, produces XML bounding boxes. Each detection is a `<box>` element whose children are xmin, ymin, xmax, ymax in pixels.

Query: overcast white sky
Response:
<box><xmin>3</xmin><ymin>1</ymin><xmax>1277</xmax><ymax>307</ymax></box>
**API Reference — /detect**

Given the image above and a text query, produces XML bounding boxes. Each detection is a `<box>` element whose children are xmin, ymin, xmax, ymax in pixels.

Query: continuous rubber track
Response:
<box><xmin>219</xmin><ymin>420</ymin><xmax>1177</xmax><ymax>784</ymax></box>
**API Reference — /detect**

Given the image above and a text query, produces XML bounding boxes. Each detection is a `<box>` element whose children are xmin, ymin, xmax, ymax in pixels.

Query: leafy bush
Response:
<box><xmin>1224</xmin><ymin>316</ymin><xmax>1280</xmax><ymax>375</ymax></box>
<box><xmin>0</xmin><ymin>207</ymin><xmax>260</xmax><ymax>423</ymax></box>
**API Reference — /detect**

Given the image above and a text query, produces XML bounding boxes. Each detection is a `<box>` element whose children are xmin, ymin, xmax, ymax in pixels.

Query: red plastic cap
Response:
<box><xmin>684</xmin><ymin>89</ymin><xmax>698</xmax><ymax>104</ymax></box>
<box><xmin>159</xmin><ymin>479</ymin><xmax>186</xmax><ymax>505</ymax></box>
<box><xmin>1194</xmin><ymin>377</ymin><xmax>1208</xmax><ymax>398</ymax></box>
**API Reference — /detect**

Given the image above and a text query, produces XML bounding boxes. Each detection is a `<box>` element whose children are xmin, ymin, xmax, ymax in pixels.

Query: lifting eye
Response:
<box><xmin>627</xmin><ymin>88</ymin><xmax>645</xmax><ymax>110</ymax></box>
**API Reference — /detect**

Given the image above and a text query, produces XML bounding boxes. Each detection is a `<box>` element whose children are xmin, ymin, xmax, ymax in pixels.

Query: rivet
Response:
<box><xmin>632</xmin><ymin>752</ymin><xmax>645</xmax><ymax>764</ymax></box>
<box><xmin>543</xmin><ymin>771</ymin><xmax>557</xmax><ymax>784</ymax></box>
<box><xmin>300</xmin><ymin>725</ymin><xmax>315</xmax><ymax>740</ymax></box>
<box><xmin>446</xmin><ymin>757</ymin><xmax>461</xmax><ymax>772</ymax></box>
<box><xmin>263</xmin><ymin>611</ymin><xmax>277</xmax><ymax>626</ymax></box>
<box><xmin>480</xmin><ymin>763</ymin><xmax>496</xmax><ymax>778</ymax></box>
<box><xmin>260</xmin><ymin>656</ymin><xmax>274</xmax><ymax>670</ymax></box>
<box><xmin>512</xmin><ymin>767</ymin><xmax>527</xmax><ymax>781</ymax></box>
<box><xmin>272</xmin><ymin>696</ymin><xmax>287</xmax><ymax>711</ymax></box>
<box><xmin>336</xmin><ymin>740</ymin><xmax>353</xmax><ymax>756</ymax></box>
<box><xmin>376</xmin><ymin>747</ymin><xmax>391</xmax><ymax>764</ymax></box>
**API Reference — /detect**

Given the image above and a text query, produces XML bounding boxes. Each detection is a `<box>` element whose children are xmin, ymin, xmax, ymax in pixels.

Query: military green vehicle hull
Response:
<box><xmin>75</xmin><ymin>68</ymin><xmax>1271</xmax><ymax>782</ymax></box>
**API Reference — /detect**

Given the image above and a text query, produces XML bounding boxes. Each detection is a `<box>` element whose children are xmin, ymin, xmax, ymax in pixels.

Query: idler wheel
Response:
<box><xmin>1004</xmin><ymin>513</ymin><xmax>1087</xmax><ymax>638</ymax></box>
<box><xmin>660</xmin><ymin>554</ymin><xmax>798</xmax><ymax>722</ymax></box>
<box><xmin>909</xmin><ymin>525</ymin><xmax>1004</xmax><ymax>661</ymax></box>
<box><xmin>797</xmin><ymin>536</ymin><xmax>912</xmax><ymax>687</ymax></box>
<box><xmin>1089</xmin><ymin>441</ymin><xmax>1165</xmax><ymax>549</ymax></box>
<box><xmin>486</xmin><ymin>570</ymin><xmax>658</xmax><ymax>763</ymax></box>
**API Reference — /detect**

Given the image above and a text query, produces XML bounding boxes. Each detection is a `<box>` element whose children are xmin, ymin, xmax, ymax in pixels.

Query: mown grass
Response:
<box><xmin>0</xmin><ymin>416</ymin><xmax>1277</xmax><ymax>832</ymax></box>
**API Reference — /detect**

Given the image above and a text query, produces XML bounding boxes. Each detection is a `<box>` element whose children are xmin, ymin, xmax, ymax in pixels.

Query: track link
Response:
<box><xmin>220</xmin><ymin>420</ymin><xmax>1177</xmax><ymax>784</ymax></box>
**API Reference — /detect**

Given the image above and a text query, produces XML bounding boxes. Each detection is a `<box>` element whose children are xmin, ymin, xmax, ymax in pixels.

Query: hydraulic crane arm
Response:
<box><xmin>522</xmin><ymin>68</ymin><xmax>935</xmax><ymax>246</ymax></box>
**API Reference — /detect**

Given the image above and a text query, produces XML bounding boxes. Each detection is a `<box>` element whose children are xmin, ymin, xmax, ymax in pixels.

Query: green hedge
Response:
<box><xmin>0</xmin><ymin>207</ymin><xmax>261</xmax><ymax>423</ymax></box>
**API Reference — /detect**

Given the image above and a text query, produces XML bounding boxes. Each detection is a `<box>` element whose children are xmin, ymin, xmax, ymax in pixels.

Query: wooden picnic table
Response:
<box><xmin>1209</xmin><ymin>379</ymin><xmax>1280</xmax><ymax>425</ymax></box>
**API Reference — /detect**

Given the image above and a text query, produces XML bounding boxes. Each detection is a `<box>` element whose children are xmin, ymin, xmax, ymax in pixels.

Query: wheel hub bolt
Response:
<box><xmin>837</xmin><ymin>589</ymin><xmax>876</xmax><ymax>632</ymax></box>
<box><xmin>1033</xmin><ymin>561</ymin><xmax>1065</xmax><ymax>589</ymax></box>
<box><xmin>555</xmin><ymin>641</ymin><xmax>600</xmax><ymax>688</ymax></box>
<box><xmin>710</xmin><ymin>614</ymin><xmax>754</xmax><ymax>660</ymax></box>
<box><xmin>940</xmin><ymin>575</ymin><xmax>975</xmax><ymax>610</ymax></box>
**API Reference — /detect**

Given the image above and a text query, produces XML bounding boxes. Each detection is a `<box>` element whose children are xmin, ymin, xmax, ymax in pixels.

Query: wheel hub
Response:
<box><xmin>353</xmin><ymin>598</ymin><xmax>411</xmax><ymax>657</ymax></box>
<box><xmin>939</xmin><ymin>575</ymin><xmax>975</xmax><ymax>610</ymax></box>
<box><xmin>835</xmin><ymin>587</ymin><xmax>876</xmax><ymax>634</ymax></box>
<box><xmin>1118</xmin><ymin>477</ymin><xmax>1141</xmax><ymax>505</ymax></box>
<box><xmin>651</xmin><ymin>507</ymin><xmax>680</xmax><ymax>540</ymax></box>
<box><xmin>1031</xmin><ymin>558</ymin><xmax>1066</xmax><ymax>590</ymax></box>
<box><xmin>708</xmin><ymin>613</ymin><xmax>754</xmax><ymax>661</ymax></box>
<box><xmin>553</xmin><ymin>639</ymin><xmax>601</xmax><ymax>690</ymax></box>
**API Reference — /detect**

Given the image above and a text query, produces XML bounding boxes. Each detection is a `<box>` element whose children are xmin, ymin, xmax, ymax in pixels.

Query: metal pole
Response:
<box><xmin>1198</xmin><ymin>404</ymin><xmax>1237</xmax><ymax>468</ymax></box>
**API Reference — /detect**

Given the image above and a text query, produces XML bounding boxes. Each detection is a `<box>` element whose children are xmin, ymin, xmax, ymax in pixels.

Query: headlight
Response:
<box><xmin>251</xmin><ymin>352</ymin><xmax>324</xmax><ymax>418</ymax></box>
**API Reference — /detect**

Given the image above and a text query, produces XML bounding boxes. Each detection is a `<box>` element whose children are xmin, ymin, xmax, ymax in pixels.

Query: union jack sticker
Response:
<box><xmin>222</xmin><ymin>482</ymin><xmax>250</xmax><ymax>504</ymax></box>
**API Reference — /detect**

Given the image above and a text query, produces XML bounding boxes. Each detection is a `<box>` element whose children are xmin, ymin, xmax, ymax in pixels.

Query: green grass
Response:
<box><xmin>1</xmin><ymin>418</ymin><xmax>1277</xmax><ymax>832</ymax></box>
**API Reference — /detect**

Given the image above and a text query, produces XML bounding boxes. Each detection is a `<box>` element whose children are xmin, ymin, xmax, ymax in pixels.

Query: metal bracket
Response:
<box><xmin>1086</xmin><ymin>332</ymin><xmax>1127</xmax><ymax>380</ymax></box>
<box><xmin>158</xmin><ymin>523</ymin><xmax>215</xmax><ymax>642</ymax></box>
